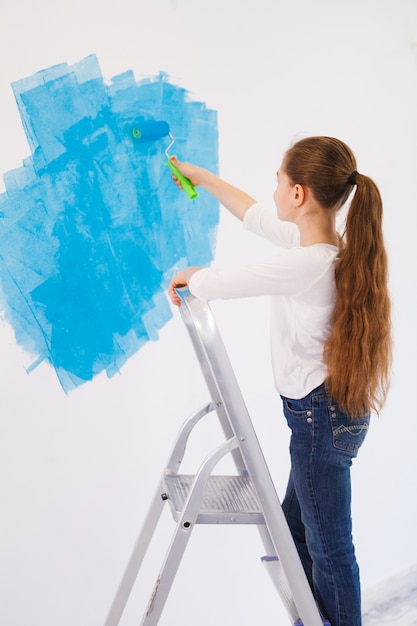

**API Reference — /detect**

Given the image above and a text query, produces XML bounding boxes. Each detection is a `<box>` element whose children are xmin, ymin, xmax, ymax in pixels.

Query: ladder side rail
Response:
<box><xmin>179</xmin><ymin>294</ymin><xmax>248</xmax><ymax>474</ymax></box>
<box><xmin>142</xmin><ymin>436</ymin><xmax>239</xmax><ymax>625</ymax></box>
<box><xmin>257</xmin><ymin>524</ymin><xmax>299</xmax><ymax>623</ymax></box>
<box><xmin>165</xmin><ymin>402</ymin><xmax>214</xmax><ymax>474</ymax></box>
<box><xmin>104</xmin><ymin>402</ymin><xmax>213</xmax><ymax>626</ymax></box>
<box><xmin>179</xmin><ymin>291</ymin><xmax>324</xmax><ymax>626</ymax></box>
<box><xmin>104</xmin><ymin>483</ymin><xmax>166</xmax><ymax>626</ymax></box>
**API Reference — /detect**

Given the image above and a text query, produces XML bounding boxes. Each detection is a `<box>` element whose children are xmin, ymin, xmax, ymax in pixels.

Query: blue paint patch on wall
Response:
<box><xmin>0</xmin><ymin>55</ymin><xmax>219</xmax><ymax>391</ymax></box>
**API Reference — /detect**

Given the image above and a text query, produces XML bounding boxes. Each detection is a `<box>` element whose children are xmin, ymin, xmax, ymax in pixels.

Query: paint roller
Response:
<box><xmin>132</xmin><ymin>120</ymin><xmax>198</xmax><ymax>200</ymax></box>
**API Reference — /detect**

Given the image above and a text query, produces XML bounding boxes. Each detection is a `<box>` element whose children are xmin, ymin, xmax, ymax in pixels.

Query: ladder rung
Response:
<box><xmin>163</xmin><ymin>474</ymin><xmax>265</xmax><ymax>524</ymax></box>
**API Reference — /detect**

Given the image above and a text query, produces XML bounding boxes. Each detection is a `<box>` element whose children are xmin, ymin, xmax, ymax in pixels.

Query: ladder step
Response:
<box><xmin>163</xmin><ymin>474</ymin><xmax>265</xmax><ymax>524</ymax></box>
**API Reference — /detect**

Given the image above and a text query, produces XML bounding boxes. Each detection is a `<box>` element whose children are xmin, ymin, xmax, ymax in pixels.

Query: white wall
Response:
<box><xmin>0</xmin><ymin>1</ymin><xmax>416</xmax><ymax>624</ymax></box>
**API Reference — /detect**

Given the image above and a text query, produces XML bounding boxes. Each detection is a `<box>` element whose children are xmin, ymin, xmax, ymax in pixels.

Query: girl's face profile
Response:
<box><xmin>274</xmin><ymin>167</ymin><xmax>296</xmax><ymax>222</ymax></box>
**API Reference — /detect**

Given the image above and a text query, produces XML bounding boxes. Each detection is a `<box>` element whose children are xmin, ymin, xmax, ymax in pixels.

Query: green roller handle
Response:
<box><xmin>166</xmin><ymin>157</ymin><xmax>198</xmax><ymax>200</ymax></box>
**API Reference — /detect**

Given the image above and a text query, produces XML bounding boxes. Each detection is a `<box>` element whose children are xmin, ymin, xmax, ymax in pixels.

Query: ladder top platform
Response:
<box><xmin>163</xmin><ymin>474</ymin><xmax>265</xmax><ymax>524</ymax></box>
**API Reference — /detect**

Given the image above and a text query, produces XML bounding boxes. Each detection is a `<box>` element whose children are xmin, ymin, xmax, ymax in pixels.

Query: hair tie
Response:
<box><xmin>348</xmin><ymin>170</ymin><xmax>358</xmax><ymax>186</ymax></box>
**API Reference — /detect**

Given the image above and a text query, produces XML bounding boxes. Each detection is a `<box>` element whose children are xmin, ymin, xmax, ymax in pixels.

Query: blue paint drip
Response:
<box><xmin>0</xmin><ymin>55</ymin><xmax>219</xmax><ymax>391</ymax></box>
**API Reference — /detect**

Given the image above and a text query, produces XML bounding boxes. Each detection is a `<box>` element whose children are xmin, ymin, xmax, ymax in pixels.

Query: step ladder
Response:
<box><xmin>104</xmin><ymin>289</ymin><xmax>330</xmax><ymax>626</ymax></box>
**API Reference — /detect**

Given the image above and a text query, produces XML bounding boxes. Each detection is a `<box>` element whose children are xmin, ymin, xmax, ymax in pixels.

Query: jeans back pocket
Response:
<box><xmin>329</xmin><ymin>404</ymin><xmax>370</xmax><ymax>456</ymax></box>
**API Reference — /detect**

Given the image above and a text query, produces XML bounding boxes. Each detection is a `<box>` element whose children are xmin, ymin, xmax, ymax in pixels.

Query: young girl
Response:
<box><xmin>168</xmin><ymin>136</ymin><xmax>391</xmax><ymax>626</ymax></box>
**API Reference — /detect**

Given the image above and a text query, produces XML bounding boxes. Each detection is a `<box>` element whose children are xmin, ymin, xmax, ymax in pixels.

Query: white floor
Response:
<box><xmin>362</xmin><ymin>565</ymin><xmax>417</xmax><ymax>625</ymax></box>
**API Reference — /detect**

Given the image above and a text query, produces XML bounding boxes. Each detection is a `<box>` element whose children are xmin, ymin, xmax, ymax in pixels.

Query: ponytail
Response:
<box><xmin>284</xmin><ymin>137</ymin><xmax>392</xmax><ymax>417</ymax></box>
<box><xmin>324</xmin><ymin>173</ymin><xmax>392</xmax><ymax>417</ymax></box>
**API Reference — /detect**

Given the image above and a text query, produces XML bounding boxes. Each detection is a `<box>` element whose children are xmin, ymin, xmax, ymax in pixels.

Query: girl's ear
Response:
<box><xmin>293</xmin><ymin>183</ymin><xmax>305</xmax><ymax>207</ymax></box>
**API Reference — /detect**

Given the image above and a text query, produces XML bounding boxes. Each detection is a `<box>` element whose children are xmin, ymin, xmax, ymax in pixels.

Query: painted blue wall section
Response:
<box><xmin>0</xmin><ymin>55</ymin><xmax>219</xmax><ymax>391</ymax></box>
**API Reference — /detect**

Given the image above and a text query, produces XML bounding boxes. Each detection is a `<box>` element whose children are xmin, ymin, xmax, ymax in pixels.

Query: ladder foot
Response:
<box><xmin>294</xmin><ymin>618</ymin><xmax>331</xmax><ymax>626</ymax></box>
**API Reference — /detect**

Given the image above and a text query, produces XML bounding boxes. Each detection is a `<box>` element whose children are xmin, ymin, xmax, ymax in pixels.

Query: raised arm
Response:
<box><xmin>169</xmin><ymin>157</ymin><xmax>256</xmax><ymax>221</ymax></box>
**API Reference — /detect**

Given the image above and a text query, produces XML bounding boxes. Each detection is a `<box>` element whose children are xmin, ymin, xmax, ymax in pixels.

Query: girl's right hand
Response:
<box><xmin>169</xmin><ymin>157</ymin><xmax>202</xmax><ymax>189</ymax></box>
<box><xmin>169</xmin><ymin>158</ymin><xmax>256</xmax><ymax>222</ymax></box>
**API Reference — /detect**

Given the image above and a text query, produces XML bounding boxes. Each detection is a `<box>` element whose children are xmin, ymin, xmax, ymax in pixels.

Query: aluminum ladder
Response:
<box><xmin>104</xmin><ymin>289</ymin><xmax>330</xmax><ymax>626</ymax></box>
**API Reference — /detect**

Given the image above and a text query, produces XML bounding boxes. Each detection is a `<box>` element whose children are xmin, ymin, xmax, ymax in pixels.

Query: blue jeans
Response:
<box><xmin>280</xmin><ymin>383</ymin><xmax>370</xmax><ymax>626</ymax></box>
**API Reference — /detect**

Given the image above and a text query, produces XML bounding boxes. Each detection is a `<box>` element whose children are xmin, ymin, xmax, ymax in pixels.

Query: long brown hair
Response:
<box><xmin>283</xmin><ymin>137</ymin><xmax>392</xmax><ymax>417</ymax></box>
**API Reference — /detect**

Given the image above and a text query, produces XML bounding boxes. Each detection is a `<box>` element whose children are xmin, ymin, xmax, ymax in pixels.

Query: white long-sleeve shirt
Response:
<box><xmin>188</xmin><ymin>203</ymin><xmax>339</xmax><ymax>399</ymax></box>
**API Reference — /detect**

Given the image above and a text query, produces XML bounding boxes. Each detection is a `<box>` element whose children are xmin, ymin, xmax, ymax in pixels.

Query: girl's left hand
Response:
<box><xmin>168</xmin><ymin>267</ymin><xmax>201</xmax><ymax>306</ymax></box>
